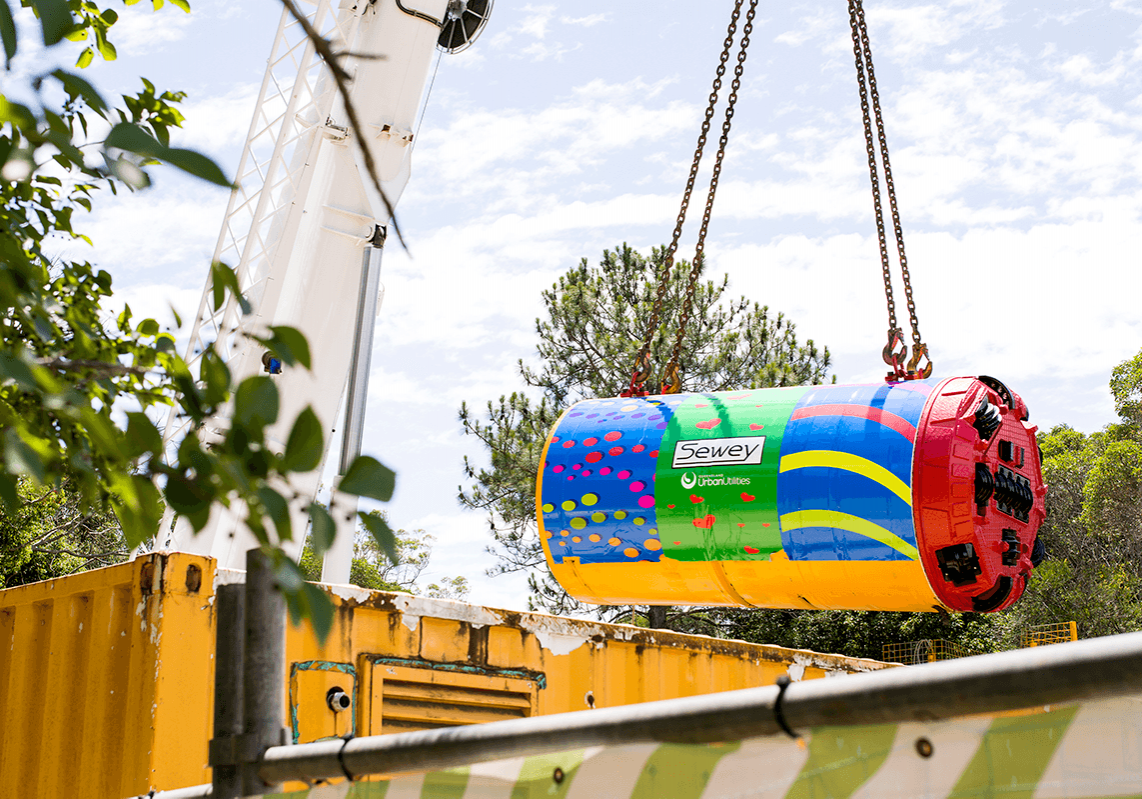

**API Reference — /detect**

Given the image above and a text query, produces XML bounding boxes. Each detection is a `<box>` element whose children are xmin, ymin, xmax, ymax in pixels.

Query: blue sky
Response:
<box><xmin>17</xmin><ymin>0</ymin><xmax>1142</xmax><ymax>610</ymax></box>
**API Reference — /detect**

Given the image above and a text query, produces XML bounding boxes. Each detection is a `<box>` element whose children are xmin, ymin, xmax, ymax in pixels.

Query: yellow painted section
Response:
<box><xmin>779</xmin><ymin>450</ymin><xmax>913</xmax><ymax>506</ymax></box>
<box><xmin>0</xmin><ymin>555</ymin><xmax>895</xmax><ymax>797</ymax></box>
<box><xmin>551</xmin><ymin>555</ymin><xmax>942</xmax><ymax>612</ymax></box>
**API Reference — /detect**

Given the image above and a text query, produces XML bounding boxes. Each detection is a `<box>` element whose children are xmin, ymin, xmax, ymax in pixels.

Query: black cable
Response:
<box><xmin>773</xmin><ymin>675</ymin><xmax>800</xmax><ymax>739</ymax></box>
<box><xmin>337</xmin><ymin>733</ymin><xmax>356</xmax><ymax>781</ymax></box>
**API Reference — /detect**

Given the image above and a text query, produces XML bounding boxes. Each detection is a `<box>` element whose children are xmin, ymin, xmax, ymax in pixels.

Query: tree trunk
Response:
<box><xmin>647</xmin><ymin>605</ymin><xmax>669</xmax><ymax>629</ymax></box>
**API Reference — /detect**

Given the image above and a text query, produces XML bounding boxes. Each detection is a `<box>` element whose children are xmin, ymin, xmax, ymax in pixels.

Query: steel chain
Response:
<box><xmin>666</xmin><ymin>0</ymin><xmax>760</xmax><ymax>391</ymax></box>
<box><xmin>626</xmin><ymin>0</ymin><xmax>746</xmax><ymax>396</ymax></box>
<box><xmin>848</xmin><ymin>0</ymin><xmax>930</xmax><ymax>378</ymax></box>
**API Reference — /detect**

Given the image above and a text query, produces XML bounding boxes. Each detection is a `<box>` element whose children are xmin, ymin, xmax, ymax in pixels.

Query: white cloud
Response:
<box><xmin>109</xmin><ymin>4</ymin><xmax>194</xmax><ymax>57</ymax></box>
<box><xmin>561</xmin><ymin>13</ymin><xmax>610</xmax><ymax>28</ymax></box>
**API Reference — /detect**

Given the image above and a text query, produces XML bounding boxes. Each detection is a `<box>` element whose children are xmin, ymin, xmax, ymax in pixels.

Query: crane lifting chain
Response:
<box><xmin>848</xmin><ymin>0</ymin><xmax>932</xmax><ymax>381</ymax></box>
<box><xmin>623</xmin><ymin>0</ymin><xmax>759</xmax><ymax>397</ymax></box>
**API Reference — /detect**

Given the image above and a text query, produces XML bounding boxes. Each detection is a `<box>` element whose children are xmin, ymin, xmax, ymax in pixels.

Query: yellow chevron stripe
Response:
<box><xmin>779</xmin><ymin>450</ymin><xmax>912</xmax><ymax>507</ymax></box>
<box><xmin>779</xmin><ymin>510</ymin><xmax>920</xmax><ymax>560</ymax></box>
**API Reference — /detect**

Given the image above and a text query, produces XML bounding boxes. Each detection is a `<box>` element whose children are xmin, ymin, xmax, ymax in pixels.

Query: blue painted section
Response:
<box><xmin>777</xmin><ymin>382</ymin><xmax>933</xmax><ymax>562</ymax></box>
<box><xmin>540</xmin><ymin>395</ymin><xmax>679</xmax><ymax>564</ymax></box>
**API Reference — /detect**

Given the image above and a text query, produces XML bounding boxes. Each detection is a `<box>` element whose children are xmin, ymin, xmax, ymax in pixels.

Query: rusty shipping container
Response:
<box><xmin>0</xmin><ymin>553</ymin><xmax>894</xmax><ymax>797</ymax></box>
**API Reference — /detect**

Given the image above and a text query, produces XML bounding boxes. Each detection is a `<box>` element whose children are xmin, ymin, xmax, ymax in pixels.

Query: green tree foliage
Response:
<box><xmin>995</xmin><ymin>353</ymin><xmax>1142</xmax><ymax>640</ymax></box>
<box><xmin>0</xmin><ymin>0</ymin><xmax>396</xmax><ymax>640</ymax></box>
<box><xmin>0</xmin><ymin>477</ymin><xmax>125</xmax><ymax>587</ymax></box>
<box><xmin>459</xmin><ymin>243</ymin><xmax>831</xmax><ymax>613</ymax></box>
<box><xmin>299</xmin><ymin>511</ymin><xmax>469</xmax><ymax>600</ymax></box>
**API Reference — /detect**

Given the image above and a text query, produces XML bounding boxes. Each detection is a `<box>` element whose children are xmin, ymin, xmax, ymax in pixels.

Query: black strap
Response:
<box><xmin>773</xmin><ymin>675</ymin><xmax>800</xmax><ymax>739</ymax></box>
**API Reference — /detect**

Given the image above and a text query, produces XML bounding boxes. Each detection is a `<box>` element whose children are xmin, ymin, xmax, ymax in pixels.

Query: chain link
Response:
<box><xmin>666</xmin><ymin>0</ymin><xmax>759</xmax><ymax>392</ymax></box>
<box><xmin>626</xmin><ymin>0</ymin><xmax>746</xmax><ymax>396</ymax></box>
<box><xmin>848</xmin><ymin>0</ymin><xmax>930</xmax><ymax>379</ymax></box>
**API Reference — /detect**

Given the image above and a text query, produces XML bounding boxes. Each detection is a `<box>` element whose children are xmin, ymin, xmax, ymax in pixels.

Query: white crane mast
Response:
<box><xmin>159</xmin><ymin>0</ymin><xmax>479</xmax><ymax>579</ymax></box>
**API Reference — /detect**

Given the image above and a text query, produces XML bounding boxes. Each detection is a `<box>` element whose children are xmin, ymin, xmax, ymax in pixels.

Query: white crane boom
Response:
<box><xmin>159</xmin><ymin>0</ymin><xmax>473</xmax><ymax>580</ymax></box>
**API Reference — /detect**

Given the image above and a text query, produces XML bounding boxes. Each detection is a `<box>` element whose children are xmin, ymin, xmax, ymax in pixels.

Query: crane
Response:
<box><xmin>157</xmin><ymin>0</ymin><xmax>491</xmax><ymax>581</ymax></box>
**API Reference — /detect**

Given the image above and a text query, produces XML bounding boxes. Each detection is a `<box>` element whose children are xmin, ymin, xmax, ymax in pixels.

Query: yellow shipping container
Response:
<box><xmin>0</xmin><ymin>553</ymin><xmax>893</xmax><ymax>798</ymax></box>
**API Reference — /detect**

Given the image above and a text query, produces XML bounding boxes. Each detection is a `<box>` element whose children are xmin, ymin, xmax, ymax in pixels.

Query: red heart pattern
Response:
<box><xmin>692</xmin><ymin>514</ymin><xmax>717</xmax><ymax>529</ymax></box>
<box><xmin>695</xmin><ymin>419</ymin><xmax>721</xmax><ymax>430</ymax></box>
<box><xmin>690</xmin><ymin>494</ymin><xmax>704</xmax><ymax>504</ymax></box>
<box><xmin>741</xmin><ymin>492</ymin><xmax>755</xmax><ymax>502</ymax></box>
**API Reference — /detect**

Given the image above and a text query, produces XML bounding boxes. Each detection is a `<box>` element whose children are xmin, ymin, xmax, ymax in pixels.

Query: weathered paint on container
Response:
<box><xmin>0</xmin><ymin>553</ymin><xmax>893</xmax><ymax>797</ymax></box>
<box><xmin>538</xmin><ymin>377</ymin><xmax>1045</xmax><ymax>613</ymax></box>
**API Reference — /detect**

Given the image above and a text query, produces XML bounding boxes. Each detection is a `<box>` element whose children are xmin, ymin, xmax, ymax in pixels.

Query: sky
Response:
<box><xmin>11</xmin><ymin>0</ymin><xmax>1142</xmax><ymax>611</ymax></box>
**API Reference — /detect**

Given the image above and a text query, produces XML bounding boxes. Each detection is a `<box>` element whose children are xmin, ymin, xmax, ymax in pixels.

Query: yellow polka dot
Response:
<box><xmin>544</xmin><ymin>529</ymin><xmax>553</xmax><ymax>539</ymax></box>
<box><xmin>542</xmin><ymin>503</ymin><xmax>554</xmax><ymax>513</ymax></box>
<box><xmin>648</xmin><ymin>528</ymin><xmax>658</xmax><ymax>535</ymax></box>
<box><xmin>633</xmin><ymin>517</ymin><xmax>645</xmax><ymax>526</ymax></box>
<box><xmin>560</xmin><ymin>529</ymin><xmax>570</xmax><ymax>537</ymax></box>
<box><xmin>608</xmin><ymin>537</ymin><xmax>622</xmax><ymax>546</ymax></box>
<box><xmin>561</xmin><ymin>500</ymin><xmax>577</xmax><ymax>511</ymax></box>
<box><xmin>572</xmin><ymin>536</ymin><xmax>581</xmax><ymax>543</ymax></box>
<box><xmin>623</xmin><ymin>547</ymin><xmax>640</xmax><ymax>558</ymax></box>
<box><xmin>591</xmin><ymin>512</ymin><xmax>606</xmax><ymax>523</ymax></box>
<box><xmin>570</xmin><ymin>517</ymin><xmax>587</xmax><ymax>530</ymax></box>
<box><xmin>645</xmin><ymin>539</ymin><xmax>662</xmax><ymax>551</ymax></box>
<box><xmin>614</xmin><ymin>510</ymin><xmax>628</xmax><ymax>520</ymax></box>
<box><xmin>559</xmin><ymin>541</ymin><xmax>567</xmax><ymax>547</ymax></box>
<box><xmin>589</xmin><ymin>534</ymin><xmax>601</xmax><ymax>542</ymax></box>
<box><xmin>581</xmin><ymin>493</ymin><xmax>599</xmax><ymax>506</ymax></box>
<box><xmin>620</xmin><ymin>404</ymin><xmax>639</xmax><ymax>412</ymax></box>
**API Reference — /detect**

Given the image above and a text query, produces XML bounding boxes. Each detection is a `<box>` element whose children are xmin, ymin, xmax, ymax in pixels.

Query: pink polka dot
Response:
<box><xmin>599</xmin><ymin>467</ymin><xmax>612</xmax><ymax>476</ymax></box>
<box><xmin>585</xmin><ymin>451</ymin><xmax>604</xmax><ymax>464</ymax></box>
<box><xmin>609</xmin><ymin>446</ymin><xmax>624</xmax><ymax>456</ymax></box>
<box><xmin>629</xmin><ymin>480</ymin><xmax>646</xmax><ymax>492</ymax></box>
<box><xmin>562</xmin><ymin>441</ymin><xmax>576</xmax><ymax>448</ymax></box>
<box><xmin>632</xmin><ymin>444</ymin><xmax>646</xmax><ymax>453</ymax></box>
<box><xmin>617</xmin><ymin>470</ymin><xmax>632</xmax><ymax>479</ymax></box>
<box><xmin>551</xmin><ymin>436</ymin><xmax>561</xmax><ymax>442</ymax></box>
<box><xmin>566</xmin><ymin>475</ymin><xmax>575</xmax><ymax>481</ymax></box>
<box><xmin>584</xmin><ymin>437</ymin><xmax>598</xmax><ymax>446</ymax></box>
<box><xmin>572</xmin><ymin>464</ymin><xmax>582</xmax><ymax>470</ymax></box>
<box><xmin>648</xmin><ymin>450</ymin><xmax>659</xmax><ymax>458</ymax></box>
<box><xmin>552</xmin><ymin>465</ymin><xmax>564</xmax><ymax>473</ymax></box>
<box><xmin>604</xmin><ymin>431</ymin><xmax>622</xmax><ymax>442</ymax></box>
<box><xmin>582</xmin><ymin>469</ymin><xmax>592</xmax><ymax>476</ymax></box>
<box><xmin>637</xmin><ymin>495</ymin><xmax>655</xmax><ymax>508</ymax></box>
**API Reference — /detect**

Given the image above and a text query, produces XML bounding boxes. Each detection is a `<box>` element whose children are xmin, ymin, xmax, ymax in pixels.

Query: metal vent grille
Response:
<box><xmin>362</xmin><ymin>658</ymin><xmax>543</xmax><ymax>736</ymax></box>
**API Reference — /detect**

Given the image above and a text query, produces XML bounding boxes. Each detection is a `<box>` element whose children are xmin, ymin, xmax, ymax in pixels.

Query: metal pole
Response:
<box><xmin>339</xmin><ymin>225</ymin><xmax>386</xmax><ymax>475</ymax></box>
<box><xmin>209</xmin><ymin>584</ymin><xmax>245</xmax><ymax>799</ymax></box>
<box><xmin>322</xmin><ymin>225</ymin><xmax>387</xmax><ymax>584</ymax></box>
<box><xmin>259</xmin><ymin>631</ymin><xmax>1142</xmax><ymax>784</ymax></box>
<box><xmin>242</xmin><ymin>549</ymin><xmax>287</xmax><ymax>796</ymax></box>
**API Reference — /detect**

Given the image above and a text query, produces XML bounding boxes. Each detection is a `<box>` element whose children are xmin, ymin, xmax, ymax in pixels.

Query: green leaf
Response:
<box><xmin>4</xmin><ymin>428</ymin><xmax>46</xmax><ymax>484</ymax></box>
<box><xmin>52</xmin><ymin>69</ymin><xmax>107</xmax><ymax>114</ymax></box>
<box><xmin>105</xmin><ymin>123</ymin><xmax>231</xmax><ymax>187</ymax></box>
<box><xmin>307</xmin><ymin>503</ymin><xmax>335</xmax><ymax>558</ymax></box>
<box><xmin>256</xmin><ymin>486</ymin><xmax>291</xmax><ymax>542</ymax></box>
<box><xmin>75</xmin><ymin>46</ymin><xmax>93</xmax><ymax>68</ymax></box>
<box><xmin>169</xmin><ymin>0</ymin><xmax>190</xmax><ymax>11</ymax></box>
<box><xmin>137</xmin><ymin>317</ymin><xmax>159</xmax><ymax>336</ymax></box>
<box><xmin>259</xmin><ymin>325</ymin><xmax>311</xmax><ymax>370</ymax></box>
<box><xmin>163</xmin><ymin>474</ymin><xmax>212</xmax><ymax>529</ymax></box>
<box><xmin>125</xmin><ymin>412</ymin><xmax>163</xmax><ymax>458</ymax></box>
<box><xmin>303</xmin><ymin>583</ymin><xmax>334</xmax><ymax>641</ymax></box>
<box><xmin>110</xmin><ymin>475</ymin><xmax>163</xmax><ymax>549</ymax></box>
<box><xmin>0</xmin><ymin>0</ymin><xmax>17</xmax><ymax>67</ymax></box>
<box><xmin>359</xmin><ymin>511</ymin><xmax>398</xmax><ymax>565</ymax></box>
<box><xmin>340</xmin><ymin>456</ymin><xmax>396</xmax><ymax>502</ymax></box>
<box><xmin>0</xmin><ymin>473</ymin><xmax>18</xmax><ymax>510</ymax></box>
<box><xmin>0</xmin><ymin>353</ymin><xmax>38</xmax><ymax>390</ymax></box>
<box><xmin>31</xmin><ymin>0</ymin><xmax>73</xmax><ymax>46</ymax></box>
<box><xmin>233</xmin><ymin>375</ymin><xmax>279</xmax><ymax>430</ymax></box>
<box><xmin>199</xmin><ymin>348</ymin><xmax>230</xmax><ymax>406</ymax></box>
<box><xmin>283</xmin><ymin>406</ymin><xmax>323</xmax><ymax>473</ymax></box>
<box><xmin>210</xmin><ymin>262</ymin><xmax>250</xmax><ymax>314</ymax></box>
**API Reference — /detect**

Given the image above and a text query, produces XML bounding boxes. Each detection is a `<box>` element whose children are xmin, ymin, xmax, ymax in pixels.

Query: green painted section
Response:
<box><xmin>510</xmin><ymin>748</ymin><xmax>587</xmax><ymax>799</ymax></box>
<box><xmin>629</xmin><ymin>742</ymin><xmax>742</xmax><ymax>799</ymax></box>
<box><xmin>656</xmin><ymin>388</ymin><xmax>808</xmax><ymax>562</ymax></box>
<box><xmin>784</xmin><ymin>723</ymin><xmax>898</xmax><ymax>799</ymax></box>
<box><xmin>347</xmin><ymin>782</ymin><xmax>392</xmax><ymax>798</ymax></box>
<box><xmin>420</xmin><ymin>766</ymin><xmax>470</xmax><ymax>799</ymax></box>
<box><xmin>949</xmin><ymin>705</ymin><xmax>1080</xmax><ymax>799</ymax></box>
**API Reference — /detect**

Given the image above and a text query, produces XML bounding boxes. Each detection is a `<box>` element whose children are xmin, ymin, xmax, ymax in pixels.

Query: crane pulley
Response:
<box><xmin>625</xmin><ymin>0</ymin><xmax>933</xmax><ymax>397</ymax></box>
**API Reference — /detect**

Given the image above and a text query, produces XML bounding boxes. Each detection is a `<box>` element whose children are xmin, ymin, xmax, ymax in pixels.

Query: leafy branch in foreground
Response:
<box><xmin>0</xmin><ymin>0</ymin><xmax>398</xmax><ymax>640</ymax></box>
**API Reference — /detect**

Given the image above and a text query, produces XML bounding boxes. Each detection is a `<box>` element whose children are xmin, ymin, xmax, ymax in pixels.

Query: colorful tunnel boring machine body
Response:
<box><xmin>537</xmin><ymin>376</ymin><xmax>1045</xmax><ymax>613</ymax></box>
